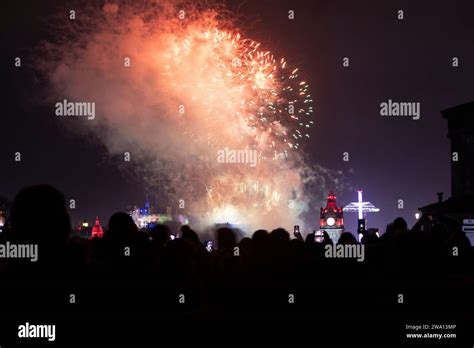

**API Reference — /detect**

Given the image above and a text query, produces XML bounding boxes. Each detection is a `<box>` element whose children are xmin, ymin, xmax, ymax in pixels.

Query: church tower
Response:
<box><xmin>320</xmin><ymin>192</ymin><xmax>344</xmax><ymax>243</ymax></box>
<box><xmin>90</xmin><ymin>217</ymin><xmax>104</xmax><ymax>239</ymax></box>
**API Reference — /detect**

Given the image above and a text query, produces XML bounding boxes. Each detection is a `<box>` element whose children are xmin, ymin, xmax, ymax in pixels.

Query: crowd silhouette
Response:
<box><xmin>0</xmin><ymin>184</ymin><xmax>473</xmax><ymax>289</ymax></box>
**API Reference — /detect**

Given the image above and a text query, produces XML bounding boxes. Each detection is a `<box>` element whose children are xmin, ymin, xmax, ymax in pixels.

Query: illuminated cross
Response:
<box><xmin>343</xmin><ymin>190</ymin><xmax>380</xmax><ymax>239</ymax></box>
<box><xmin>343</xmin><ymin>189</ymin><xmax>380</xmax><ymax>219</ymax></box>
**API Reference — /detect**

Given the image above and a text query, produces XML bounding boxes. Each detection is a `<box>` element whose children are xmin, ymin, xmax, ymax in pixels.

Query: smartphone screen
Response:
<box><xmin>315</xmin><ymin>230</ymin><xmax>324</xmax><ymax>243</ymax></box>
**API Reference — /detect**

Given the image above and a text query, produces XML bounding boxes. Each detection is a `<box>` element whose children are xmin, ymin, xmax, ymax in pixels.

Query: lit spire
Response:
<box><xmin>90</xmin><ymin>216</ymin><xmax>104</xmax><ymax>239</ymax></box>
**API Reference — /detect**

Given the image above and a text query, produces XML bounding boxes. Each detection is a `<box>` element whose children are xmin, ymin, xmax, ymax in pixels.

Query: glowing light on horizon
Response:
<box><xmin>209</xmin><ymin>205</ymin><xmax>242</xmax><ymax>225</ymax></box>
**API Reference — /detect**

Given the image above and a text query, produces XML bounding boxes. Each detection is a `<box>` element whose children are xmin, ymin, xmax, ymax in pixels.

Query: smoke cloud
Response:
<box><xmin>38</xmin><ymin>0</ymin><xmax>348</xmax><ymax>234</ymax></box>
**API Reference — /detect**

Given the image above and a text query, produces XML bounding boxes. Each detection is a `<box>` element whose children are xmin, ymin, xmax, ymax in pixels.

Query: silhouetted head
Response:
<box><xmin>338</xmin><ymin>232</ymin><xmax>357</xmax><ymax>245</ymax></box>
<box><xmin>305</xmin><ymin>231</ymin><xmax>316</xmax><ymax>245</ymax></box>
<box><xmin>238</xmin><ymin>237</ymin><xmax>252</xmax><ymax>252</ymax></box>
<box><xmin>252</xmin><ymin>229</ymin><xmax>268</xmax><ymax>243</ymax></box>
<box><xmin>149</xmin><ymin>224</ymin><xmax>171</xmax><ymax>246</ymax></box>
<box><xmin>361</xmin><ymin>232</ymin><xmax>379</xmax><ymax>245</ymax></box>
<box><xmin>393</xmin><ymin>217</ymin><xmax>408</xmax><ymax>233</ymax></box>
<box><xmin>270</xmin><ymin>228</ymin><xmax>290</xmax><ymax>242</ymax></box>
<box><xmin>180</xmin><ymin>225</ymin><xmax>191</xmax><ymax>237</ymax></box>
<box><xmin>10</xmin><ymin>185</ymin><xmax>71</xmax><ymax>245</ymax></box>
<box><xmin>216</xmin><ymin>227</ymin><xmax>236</xmax><ymax>249</ymax></box>
<box><xmin>181</xmin><ymin>225</ymin><xmax>201</xmax><ymax>245</ymax></box>
<box><xmin>106</xmin><ymin>212</ymin><xmax>138</xmax><ymax>242</ymax></box>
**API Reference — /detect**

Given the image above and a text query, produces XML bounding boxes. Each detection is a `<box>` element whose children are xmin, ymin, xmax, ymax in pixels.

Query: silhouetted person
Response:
<box><xmin>252</xmin><ymin>229</ymin><xmax>268</xmax><ymax>247</ymax></box>
<box><xmin>216</xmin><ymin>227</ymin><xmax>236</xmax><ymax>250</ymax></box>
<box><xmin>338</xmin><ymin>232</ymin><xmax>357</xmax><ymax>245</ymax></box>
<box><xmin>95</xmin><ymin>212</ymin><xmax>151</xmax><ymax>274</ymax></box>
<box><xmin>393</xmin><ymin>217</ymin><xmax>408</xmax><ymax>235</ymax></box>
<box><xmin>105</xmin><ymin>212</ymin><xmax>138</xmax><ymax>244</ymax></box>
<box><xmin>10</xmin><ymin>185</ymin><xmax>71</xmax><ymax>246</ymax></box>
<box><xmin>150</xmin><ymin>224</ymin><xmax>171</xmax><ymax>247</ymax></box>
<box><xmin>361</xmin><ymin>231</ymin><xmax>379</xmax><ymax>245</ymax></box>
<box><xmin>181</xmin><ymin>225</ymin><xmax>201</xmax><ymax>245</ymax></box>
<box><xmin>305</xmin><ymin>230</ymin><xmax>316</xmax><ymax>245</ymax></box>
<box><xmin>321</xmin><ymin>230</ymin><xmax>333</xmax><ymax>246</ymax></box>
<box><xmin>270</xmin><ymin>228</ymin><xmax>290</xmax><ymax>243</ymax></box>
<box><xmin>8</xmin><ymin>185</ymin><xmax>76</xmax><ymax>274</ymax></box>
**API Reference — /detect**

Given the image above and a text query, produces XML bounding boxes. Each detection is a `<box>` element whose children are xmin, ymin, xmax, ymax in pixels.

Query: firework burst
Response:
<box><xmin>162</xmin><ymin>27</ymin><xmax>314</xmax><ymax>159</ymax></box>
<box><xmin>38</xmin><ymin>0</ymin><xmax>337</xmax><ymax>232</ymax></box>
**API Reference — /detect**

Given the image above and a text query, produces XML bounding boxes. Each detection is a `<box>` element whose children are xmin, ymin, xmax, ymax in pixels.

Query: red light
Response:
<box><xmin>90</xmin><ymin>217</ymin><xmax>104</xmax><ymax>239</ymax></box>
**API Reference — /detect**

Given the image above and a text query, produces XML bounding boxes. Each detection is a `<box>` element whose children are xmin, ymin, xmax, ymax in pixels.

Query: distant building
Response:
<box><xmin>129</xmin><ymin>197</ymin><xmax>189</xmax><ymax>229</ymax></box>
<box><xmin>320</xmin><ymin>192</ymin><xmax>344</xmax><ymax>243</ymax></box>
<box><xmin>416</xmin><ymin>101</ymin><xmax>474</xmax><ymax>243</ymax></box>
<box><xmin>90</xmin><ymin>217</ymin><xmax>104</xmax><ymax>238</ymax></box>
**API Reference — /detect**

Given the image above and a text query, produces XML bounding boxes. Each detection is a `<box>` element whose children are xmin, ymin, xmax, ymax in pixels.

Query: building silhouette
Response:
<box><xmin>417</xmin><ymin>101</ymin><xmax>474</xmax><ymax>242</ymax></box>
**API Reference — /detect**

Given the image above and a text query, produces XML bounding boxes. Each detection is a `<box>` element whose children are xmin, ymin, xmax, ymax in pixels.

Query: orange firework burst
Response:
<box><xmin>161</xmin><ymin>26</ymin><xmax>314</xmax><ymax>159</ymax></box>
<box><xmin>39</xmin><ymin>0</ymin><xmax>320</xmax><ymax>232</ymax></box>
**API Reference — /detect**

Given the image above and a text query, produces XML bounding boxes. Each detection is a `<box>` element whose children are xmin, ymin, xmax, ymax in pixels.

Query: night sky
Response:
<box><xmin>1</xmin><ymin>0</ymin><xmax>473</xmax><ymax>234</ymax></box>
